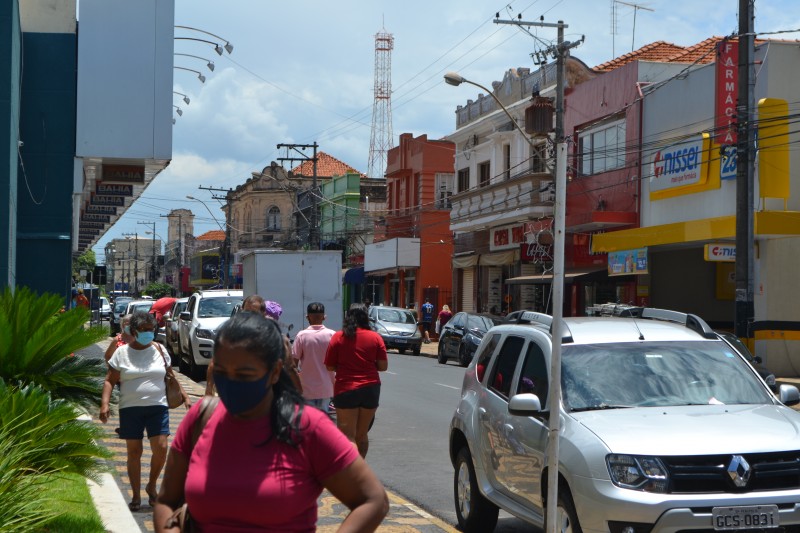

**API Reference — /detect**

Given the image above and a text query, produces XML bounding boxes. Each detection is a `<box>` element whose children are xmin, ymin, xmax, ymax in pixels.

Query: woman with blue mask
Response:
<box><xmin>100</xmin><ymin>311</ymin><xmax>189</xmax><ymax>512</ymax></box>
<box><xmin>154</xmin><ymin>312</ymin><xmax>389</xmax><ymax>532</ymax></box>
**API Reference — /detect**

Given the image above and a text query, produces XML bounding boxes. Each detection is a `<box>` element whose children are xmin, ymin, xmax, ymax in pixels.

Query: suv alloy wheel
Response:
<box><xmin>454</xmin><ymin>446</ymin><xmax>499</xmax><ymax>532</ymax></box>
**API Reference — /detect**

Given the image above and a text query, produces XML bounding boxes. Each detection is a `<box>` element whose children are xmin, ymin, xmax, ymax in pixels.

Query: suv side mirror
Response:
<box><xmin>508</xmin><ymin>393</ymin><xmax>543</xmax><ymax>416</ymax></box>
<box><xmin>179</xmin><ymin>311</ymin><xmax>191</xmax><ymax>320</ymax></box>
<box><xmin>779</xmin><ymin>384</ymin><xmax>800</xmax><ymax>406</ymax></box>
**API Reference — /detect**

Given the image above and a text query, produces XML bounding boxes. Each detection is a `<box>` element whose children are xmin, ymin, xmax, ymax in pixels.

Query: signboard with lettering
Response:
<box><xmin>80</xmin><ymin>222</ymin><xmax>107</xmax><ymax>230</ymax></box>
<box><xmin>608</xmin><ymin>248</ymin><xmax>648</xmax><ymax>276</ymax></box>
<box><xmin>650</xmin><ymin>135</ymin><xmax>706</xmax><ymax>192</ymax></box>
<box><xmin>90</xmin><ymin>194</ymin><xmax>125</xmax><ymax>207</ymax></box>
<box><xmin>102</xmin><ymin>164</ymin><xmax>145</xmax><ymax>184</ymax></box>
<box><xmin>85</xmin><ymin>204</ymin><xmax>118</xmax><ymax>215</ymax></box>
<box><xmin>715</xmin><ymin>40</ymin><xmax>738</xmax><ymax>146</ymax></box>
<box><xmin>704</xmin><ymin>243</ymin><xmax>736</xmax><ymax>262</ymax></box>
<box><xmin>79</xmin><ymin>228</ymin><xmax>100</xmax><ymax>236</ymax></box>
<box><xmin>720</xmin><ymin>145</ymin><xmax>737</xmax><ymax>180</ymax></box>
<box><xmin>96</xmin><ymin>183</ymin><xmax>133</xmax><ymax>196</ymax></box>
<box><xmin>81</xmin><ymin>213</ymin><xmax>111</xmax><ymax>223</ymax></box>
<box><xmin>490</xmin><ymin>224</ymin><xmax>526</xmax><ymax>251</ymax></box>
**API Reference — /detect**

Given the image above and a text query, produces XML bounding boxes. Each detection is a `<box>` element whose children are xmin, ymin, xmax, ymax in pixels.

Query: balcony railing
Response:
<box><xmin>450</xmin><ymin>170</ymin><xmax>554</xmax><ymax>232</ymax></box>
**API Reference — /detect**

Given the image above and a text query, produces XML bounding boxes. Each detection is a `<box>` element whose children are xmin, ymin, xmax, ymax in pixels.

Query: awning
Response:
<box><xmin>343</xmin><ymin>266</ymin><xmax>365</xmax><ymax>284</ymax></box>
<box><xmin>505</xmin><ymin>267</ymin><xmax>606</xmax><ymax>285</ymax></box>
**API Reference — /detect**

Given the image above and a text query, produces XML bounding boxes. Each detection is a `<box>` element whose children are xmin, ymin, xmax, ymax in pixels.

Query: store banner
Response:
<box><xmin>704</xmin><ymin>243</ymin><xmax>736</xmax><ymax>262</ymax></box>
<box><xmin>608</xmin><ymin>247</ymin><xmax>648</xmax><ymax>276</ymax></box>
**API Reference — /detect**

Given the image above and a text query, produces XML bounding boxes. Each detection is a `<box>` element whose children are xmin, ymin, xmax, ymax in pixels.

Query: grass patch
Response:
<box><xmin>32</xmin><ymin>472</ymin><xmax>106</xmax><ymax>533</ymax></box>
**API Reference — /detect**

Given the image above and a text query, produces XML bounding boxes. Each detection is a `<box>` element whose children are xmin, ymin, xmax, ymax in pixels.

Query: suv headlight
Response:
<box><xmin>470</xmin><ymin>335</ymin><xmax>482</xmax><ymax>346</ymax></box>
<box><xmin>607</xmin><ymin>454</ymin><xmax>668</xmax><ymax>493</ymax></box>
<box><xmin>195</xmin><ymin>328</ymin><xmax>215</xmax><ymax>339</ymax></box>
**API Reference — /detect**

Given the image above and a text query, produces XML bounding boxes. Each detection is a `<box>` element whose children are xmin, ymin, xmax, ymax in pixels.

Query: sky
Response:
<box><xmin>92</xmin><ymin>0</ymin><xmax>800</xmax><ymax>262</ymax></box>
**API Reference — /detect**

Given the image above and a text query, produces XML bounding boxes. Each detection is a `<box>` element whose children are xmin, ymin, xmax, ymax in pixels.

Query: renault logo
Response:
<box><xmin>727</xmin><ymin>455</ymin><xmax>751</xmax><ymax>488</ymax></box>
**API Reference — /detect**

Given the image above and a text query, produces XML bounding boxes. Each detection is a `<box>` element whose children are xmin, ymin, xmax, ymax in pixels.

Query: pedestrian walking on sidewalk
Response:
<box><xmin>104</xmin><ymin>313</ymin><xmax>133</xmax><ymax>362</ymax></box>
<box><xmin>99</xmin><ymin>311</ymin><xmax>190</xmax><ymax>512</ymax></box>
<box><xmin>421</xmin><ymin>298</ymin><xmax>434</xmax><ymax>343</ymax></box>
<box><xmin>324</xmin><ymin>303</ymin><xmax>388</xmax><ymax>458</ymax></box>
<box><xmin>436</xmin><ymin>304</ymin><xmax>453</xmax><ymax>338</ymax></box>
<box><xmin>292</xmin><ymin>302</ymin><xmax>336</xmax><ymax>413</ymax></box>
<box><xmin>154</xmin><ymin>312</ymin><xmax>388</xmax><ymax>532</ymax></box>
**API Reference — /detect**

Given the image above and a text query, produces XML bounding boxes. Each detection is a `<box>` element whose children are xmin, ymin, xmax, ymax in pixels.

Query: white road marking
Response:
<box><xmin>435</xmin><ymin>382</ymin><xmax>459</xmax><ymax>390</ymax></box>
<box><xmin>385</xmin><ymin>371</ymin><xmax>398</xmax><ymax>375</ymax></box>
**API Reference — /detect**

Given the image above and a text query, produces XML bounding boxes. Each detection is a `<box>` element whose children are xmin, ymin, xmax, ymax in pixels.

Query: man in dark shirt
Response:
<box><xmin>421</xmin><ymin>298</ymin><xmax>434</xmax><ymax>344</ymax></box>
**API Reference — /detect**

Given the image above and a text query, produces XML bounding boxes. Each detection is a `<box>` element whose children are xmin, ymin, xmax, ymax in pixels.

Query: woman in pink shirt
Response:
<box><xmin>154</xmin><ymin>312</ymin><xmax>388</xmax><ymax>532</ymax></box>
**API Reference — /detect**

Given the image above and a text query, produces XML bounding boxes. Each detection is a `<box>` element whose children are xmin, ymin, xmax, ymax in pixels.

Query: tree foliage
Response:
<box><xmin>0</xmin><ymin>286</ymin><xmax>108</xmax><ymax>410</ymax></box>
<box><xmin>72</xmin><ymin>250</ymin><xmax>96</xmax><ymax>282</ymax></box>
<box><xmin>143</xmin><ymin>281</ymin><xmax>174</xmax><ymax>299</ymax></box>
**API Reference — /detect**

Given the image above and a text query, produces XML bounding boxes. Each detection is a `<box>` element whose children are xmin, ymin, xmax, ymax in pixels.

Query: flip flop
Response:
<box><xmin>128</xmin><ymin>500</ymin><xmax>141</xmax><ymax>512</ymax></box>
<box><xmin>146</xmin><ymin>487</ymin><xmax>157</xmax><ymax>507</ymax></box>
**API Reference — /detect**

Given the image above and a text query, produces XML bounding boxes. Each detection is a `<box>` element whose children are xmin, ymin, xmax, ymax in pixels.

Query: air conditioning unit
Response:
<box><xmin>539</xmin><ymin>180</ymin><xmax>555</xmax><ymax>202</ymax></box>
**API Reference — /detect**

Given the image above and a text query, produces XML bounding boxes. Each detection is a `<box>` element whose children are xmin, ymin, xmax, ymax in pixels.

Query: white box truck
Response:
<box><xmin>242</xmin><ymin>250</ymin><xmax>343</xmax><ymax>341</ymax></box>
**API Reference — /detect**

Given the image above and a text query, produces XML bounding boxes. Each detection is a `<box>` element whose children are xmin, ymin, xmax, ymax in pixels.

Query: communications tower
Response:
<box><xmin>366</xmin><ymin>29</ymin><xmax>394</xmax><ymax>180</ymax></box>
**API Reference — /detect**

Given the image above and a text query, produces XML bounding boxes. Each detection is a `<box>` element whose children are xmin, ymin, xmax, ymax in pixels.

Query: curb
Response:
<box><xmin>87</xmin><ymin>473</ymin><xmax>143</xmax><ymax>533</ymax></box>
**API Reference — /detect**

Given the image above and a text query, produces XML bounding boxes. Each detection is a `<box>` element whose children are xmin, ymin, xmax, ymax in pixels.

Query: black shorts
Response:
<box><xmin>333</xmin><ymin>384</ymin><xmax>381</xmax><ymax>409</ymax></box>
<box><xmin>420</xmin><ymin>321</ymin><xmax>432</xmax><ymax>333</ymax></box>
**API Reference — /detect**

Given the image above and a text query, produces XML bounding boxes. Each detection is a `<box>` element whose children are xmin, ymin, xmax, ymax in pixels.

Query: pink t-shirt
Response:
<box><xmin>292</xmin><ymin>325</ymin><xmax>336</xmax><ymax>400</ymax></box>
<box><xmin>171</xmin><ymin>400</ymin><xmax>359</xmax><ymax>532</ymax></box>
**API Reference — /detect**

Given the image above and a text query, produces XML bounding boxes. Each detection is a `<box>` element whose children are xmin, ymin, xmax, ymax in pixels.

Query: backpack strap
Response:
<box><xmin>188</xmin><ymin>395</ymin><xmax>220</xmax><ymax>455</ymax></box>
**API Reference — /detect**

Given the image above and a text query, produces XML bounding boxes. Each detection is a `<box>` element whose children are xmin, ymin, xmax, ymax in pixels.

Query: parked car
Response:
<box><xmin>178</xmin><ymin>289</ymin><xmax>242</xmax><ymax>379</ymax></box>
<box><xmin>124</xmin><ymin>299</ymin><xmax>154</xmax><ymax>317</ymax></box>
<box><xmin>449</xmin><ymin>307</ymin><xmax>800</xmax><ymax>533</ymax></box>
<box><xmin>717</xmin><ymin>330</ymin><xmax>778</xmax><ymax>392</ymax></box>
<box><xmin>438</xmin><ymin>312</ymin><xmax>503</xmax><ymax>366</ymax></box>
<box><xmin>109</xmin><ymin>297</ymin><xmax>133</xmax><ymax>335</ymax></box>
<box><xmin>367</xmin><ymin>305</ymin><xmax>423</xmax><ymax>356</ymax></box>
<box><xmin>98</xmin><ymin>296</ymin><xmax>111</xmax><ymax>320</ymax></box>
<box><xmin>164</xmin><ymin>297</ymin><xmax>189</xmax><ymax>357</ymax></box>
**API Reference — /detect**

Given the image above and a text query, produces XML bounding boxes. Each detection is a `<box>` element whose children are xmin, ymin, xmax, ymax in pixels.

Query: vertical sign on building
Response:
<box><xmin>715</xmin><ymin>40</ymin><xmax>738</xmax><ymax>146</ymax></box>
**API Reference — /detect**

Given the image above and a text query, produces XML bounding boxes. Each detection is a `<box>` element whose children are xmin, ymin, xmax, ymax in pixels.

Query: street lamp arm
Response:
<box><xmin>175</xmin><ymin>26</ymin><xmax>234</xmax><ymax>53</ymax></box>
<box><xmin>186</xmin><ymin>196</ymin><xmax>225</xmax><ymax>232</ymax></box>
<box><xmin>443</xmin><ymin>72</ymin><xmax>533</xmax><ymax>148</ymax></box>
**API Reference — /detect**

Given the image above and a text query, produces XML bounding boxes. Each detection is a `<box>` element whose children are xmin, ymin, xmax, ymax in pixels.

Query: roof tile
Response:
<box><xmin>291</xmin><ymin>152</ymin><xmax>367</xmax><ymax>178</ymax></box>
<box><xmin>196</xmin><ymin>230</ymin><xmax>225</xmax><ymax>241</ymax></box>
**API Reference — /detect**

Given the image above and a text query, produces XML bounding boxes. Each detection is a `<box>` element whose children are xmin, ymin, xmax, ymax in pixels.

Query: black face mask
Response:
<box><xmin>213</xmin><ymin>373</ymin><xmax>271</xmax><ymax>415</ymax></box>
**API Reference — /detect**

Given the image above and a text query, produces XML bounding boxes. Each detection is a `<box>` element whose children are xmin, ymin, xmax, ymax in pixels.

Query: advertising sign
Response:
<box><xmin>490</xmin><ymin>224</ymin><xmax>527</xmax><ymax>252</ymax></box>
<box><xmin>704</xmin><ymin>243</ymin><xmax>736</xmax><ymax>262</ymax></box>
<box><xmin>102</xmin><ymin>164</ymin><xmax>145</xmax><ymax>184</ymax></box>
<box><xmin>79</xmin><ymin>228</ymin><xmax>100</xmax><ymax>236</ymax></box>
<box><xmin>90</xmin><ymin>194</ymin><xmax>125</xmax><ymax>207</ymax></box>
<box><xmin>81</xmin><ymin>213</ymin><xmax>111</xmax><ymax>223</ymax></box>
<box><xmin>720</xmin><ymin>145</ymin><xmax>737</xmax><ymax>180</ymax></box>
<box><xmin>85</xmin><ymin>204</ymin><xmax>117</xmax><ymax>215</ymax></box>
<box><xmin>96</xmin><ymin>183</ymin><xmax>133</xmax><ymax>196</ymax></box>
<box><xmin>650</xmin><ymin>135</ymin><xmax>706</xmax><ymax>192</ymax></box>
<box><xmin>715</xmin><ymin>40</ymin><xmax>738</xmax><ymax>146</ymax></box>
<box><xmin>80</xmin><ymin>222</ymin><xmax>107</xmax><ymax>230</ymax></box>
<box><xmin>608</xmin><ymin>248</ymin><xmax>648</xmax><ymax>276</ymax></box>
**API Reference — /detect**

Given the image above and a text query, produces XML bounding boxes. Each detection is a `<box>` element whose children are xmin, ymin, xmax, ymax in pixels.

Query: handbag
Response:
<box><xmin>155</xmin><ymin>343</ymin><xmax>185</xmax><ymax>409</ymax></box>
<box><xmin>163</xmin><ymin>395</ymin><xmax>220</xmax><ymax>532</ymax></box>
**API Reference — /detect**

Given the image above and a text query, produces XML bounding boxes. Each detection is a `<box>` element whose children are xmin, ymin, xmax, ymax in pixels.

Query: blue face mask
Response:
<box><xmin>214</xmin><ymin>373</ymin><xmax>271</xmax><ymax>415</ymax></box>
<box><xmin>135</xmin><ymin>331</ymin><xmax>155</xmax><ymax>345</ymax></box>
<box><xmin>123</xmin><ymin>326</ymin><xmax>131</xmax><ymax>335</ymax></box>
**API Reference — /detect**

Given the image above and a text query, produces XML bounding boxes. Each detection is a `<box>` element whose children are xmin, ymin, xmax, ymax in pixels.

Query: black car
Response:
<box><xmin>109</xmin><ymin>297</ymin><xmax>133</xmax><ymax>335</ymax></box>
<box><xmin>717</xmin><ymin>330</ymin><xmax>778</xmax><ymax>392</ymax></box>
<box><xmin>437</xmin><ymin>312</ymin><xmax>503</xmax><ymax>366</ymax></box>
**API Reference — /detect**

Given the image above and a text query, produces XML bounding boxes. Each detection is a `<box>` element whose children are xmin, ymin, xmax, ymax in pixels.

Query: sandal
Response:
<box><xmin>146</xmin><ymin>487</ymin><xmax>157</xmax><ymax>507</ymax></box>
<box><xmin>128</xmin><ymin>500</ymin><xmax>141</xmax><ymax>512</ymax></box>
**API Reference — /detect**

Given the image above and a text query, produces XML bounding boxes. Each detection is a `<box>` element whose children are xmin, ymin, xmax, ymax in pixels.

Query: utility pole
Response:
<box><xmin>138</xmin><ymin>221</ymin><xmax>157</xmax><ymax>284</ymax></box>
<box><xmin>735</xmin><ymin>0</ymin><xmax>755</xmax><ymax>342</ymax></box>
<box><xmin>494</xmin><ymin>16</ymin><xmax>581</xmax><ymax>533</ymax></box>
<box><xmin>277</xmin><ymin>142</ymin><xmax>319</xmax><ymax>250</ymax></box>
<box><xmin>198</xmin><ymin>185</ymin><xmax>234</xmax><ymax>288</ymax></box>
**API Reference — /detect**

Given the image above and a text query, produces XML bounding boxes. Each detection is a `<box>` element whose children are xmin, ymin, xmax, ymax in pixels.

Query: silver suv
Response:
<box><xmin>449</xmin><ymin>308</ymin><xmax>800</xmax><ymax>533</ymax></box>
<box><xmin>178</xmin><ymin>289</ymin><xmax>242</xmax><ymax>379</ymax></box>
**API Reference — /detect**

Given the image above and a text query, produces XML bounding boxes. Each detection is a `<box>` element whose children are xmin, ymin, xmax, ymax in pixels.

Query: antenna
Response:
<box><xmin>610</xmin><ymin>0</ymin><xmax>617</xmax><ymax>58</ymax></box>
<box><xmin>367</xmin><ymin>28</ymin><xmax>394</xmax><ymax>180</ymax></box>
<box><xmin>614</xmin><ymin>0</ymin><xmax>654</xmax><ymax>53</ymax></box>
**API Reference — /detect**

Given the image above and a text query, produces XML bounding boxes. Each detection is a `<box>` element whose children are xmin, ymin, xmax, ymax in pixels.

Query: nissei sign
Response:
<box><xmin>704</xmin><ymin>243</ymin><xmax>736</xmax><ymax>262</ymax></box>
<box><xmin>650</xmin><ymin>135</ymin><xmax>705</xmax><ymax>192</ymax></box>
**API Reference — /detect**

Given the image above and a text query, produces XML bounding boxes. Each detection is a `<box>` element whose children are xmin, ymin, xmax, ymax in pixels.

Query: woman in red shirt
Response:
<box><xmin>324</xmin><ymin>304</ymin><xmax>388</xmax><ymax>458</ymax></box>
<box><xmin>154</xmin><ymin>312</ymin><xmax>387</xmax><ymax>532</ymax></box>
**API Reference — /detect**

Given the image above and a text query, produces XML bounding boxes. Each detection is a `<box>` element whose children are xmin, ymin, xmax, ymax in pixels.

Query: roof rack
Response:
<box><xmin>516</xmin><ymin>311</ymin><xmax>573</xmax><ymax>343</ymax></box>
<box><xmin>618</xmin><ymin>307</ymin><xmax>717</xmax><ymax>339</ymax></box>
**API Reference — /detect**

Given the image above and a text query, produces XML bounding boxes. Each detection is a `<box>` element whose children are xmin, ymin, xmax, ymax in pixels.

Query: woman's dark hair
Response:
<box><xmin>129</xmin><ymin>311</ymin><xmax>156</xmax><ymax>334</ymax></box>
<box><xmin>343</xmin><ymin>303</ymin><xmax>370</xmax><ymax>338</ymax></box>
<box><xmin>214</xmin><ymin>311</ymin><xmax>305</xmax><ymax>446</ymax></box>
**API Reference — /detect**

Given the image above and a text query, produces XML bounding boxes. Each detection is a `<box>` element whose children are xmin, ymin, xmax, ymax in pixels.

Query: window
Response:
<box><xmin>503</xmin><ymin>144</ymin><xmax>511</xmax><ymax>180</ymax></box>
<box><xmin>516</xmin><ymin>341</ymin><xmax>549</xmax><ymax>408</ymax></box>
<box><xmin>435</xmin><ymin>172</ymin><xmax>454</xmax><ymax>209</ymax></box>
<box><xmin>530</xmin><ymin>142</ymin><xmax>548</xmax><ymax>174</ymax></box>
<box><xmin>479</xmin><ymin>161</ymin><xmax>491</xmax><ymax>188</ymax></box>
<box><xmin>578</xmin><ymin>119</ymin><xmax>625</xmax><ymax>176</ymax></box>
<box><xmin>266</xmin><ymin>206</ymin><xmax>281</xmax><ymax>231</ymax></box>
<box><xmin>488</xmin><ymin>335</ymin><xmax>525</xmax><ymax>399</ymax></box>
<box><xmin>457</xmin><ymin>168</ymin><xmax>470</xmax><ymax>193</ymax></box>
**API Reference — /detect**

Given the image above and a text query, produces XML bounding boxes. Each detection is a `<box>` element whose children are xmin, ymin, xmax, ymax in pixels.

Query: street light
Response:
<box><xmin>174</xmin><ymin>66</ymin><xmax>206</xmax><ymax>83</ymax></box>
<box><xmin>173</xmin><ymin>91</ymin><xmax>191</xmax><ymax>105</ymax></box>
<box><xmin>173</xmin><ymin>105</ymin><xmax>183</xmax><ymax>117</ymax></box>
<box><xmin>175</xmin><ymin>26</ymin><xmax>234</xmax><ymax>54</ymax></box>
<box><xmin>444</xmin><ymin>72</ymin><xmax>534</xmax><ymax>148</ymax></box>
<box><xmin>174</xmin><ymin>36</ymin><xmax>227</xmax><ymax>56</ymax></box>
<box><xmin>186</xmin><ymin>195</ymin><xmax>224</xmax><ymax>231</ymax></box>
<box><xmin>175</xmin><ymin>53</ymin><xmax>215</xmax><ymax>71</ymax></box>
